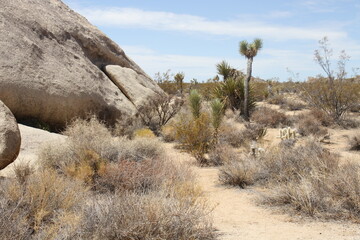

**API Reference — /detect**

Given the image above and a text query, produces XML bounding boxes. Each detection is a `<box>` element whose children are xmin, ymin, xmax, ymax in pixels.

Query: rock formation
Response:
<box><xmin>0</xmin><ymin>101</ymin><xmax>21</xmax><ymax>170</ymax></box>
<box><xmin>0</xmin><ymin>0</ymin><xmax>163</xmax><ymax>128</ymax></box>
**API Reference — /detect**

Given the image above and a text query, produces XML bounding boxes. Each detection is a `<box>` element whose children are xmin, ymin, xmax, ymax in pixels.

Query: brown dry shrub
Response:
<box><xmin>160</xmin><ymin>124</ymin><xmax>177</xmax><ymax>142</ymax></box>
<box><xmin>218</xmin><ymin>140</ymin><xmax>360</xmax><ymax>220</ymax></box>
<box><xmin>309</xmin><ymin>109</ymin><xmax>333</xmax><ymax>127</ymax></box>
<box><xmin>295</xmin><ymin>114</ymin><xmax>328</xmax><ymax>137</ymax></box>
<box><xmin>219</xmin><ymin>122</ymin><xmax>266</xmax><ymax>148</ymax></box>
<box><xmin>0</xmin><ymin>169</ymin><xmax>87</xmax><ymax>239</ymax></box>
<box><xmin>251</xmin><ymin>107</ymin><xmax>289</xmax><ymax>127</ymax></box>
<box><xmin>208</xmin><ymin>144</ymin><xmax>238</xmax><ymax>166</ymax></box>
<box><xmin>349</xmin><ymin>132</ymin><xmax>360</xmax><ymax>151</ymax></box>
<box><xmin>174</xmin><ymin>113</ymin><xmax>214</xmax><ymax>165</ymax></box>
<box><xmin>97</xmin><ymin>158</ymin><xmax>167</xmax><ymax>193</ymax></box>
<box><xmin>267</xmin><ymin>94</ymin><xmax>286</xmax><ymax>105</ymax></box>
<box><xmin>280</xmin><ymin>99</ymin><xmax>306</xmax><ymax>111</ymax></box>
<box><xmin>79</xmin><ymin>188</ymin><xmax>215</xmax><ymax>240</ymax></box>
<box><xmin>219</xmin><ymin>154</ymin><xmax>261</xmax><ymax>188</ymax></box>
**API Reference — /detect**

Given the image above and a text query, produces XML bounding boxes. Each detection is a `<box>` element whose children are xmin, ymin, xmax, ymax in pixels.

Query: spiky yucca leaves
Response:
<box><xmin>211</xmin><ymin>99</ymin><xmax>225</xmax><ymax>131</ymax></box>
<box><xmin>239</xmin><ymin>39</ymin><xmax>263</xmax><ymax>58</ymax></box>
<box><xmin>213</xmin><ymin>77</ymin><xmax>256</xmax><ymax>115</ymax></box>
<box><xmin>211</xmin><ymin>99</ymin><xmax>225</xmax><ymax>143</ymax></box>
<box><xmin>189</xmin><ymin>90</ymin><xmax>202</xmax><ymax>119</ymax></box>
<box><xmin>216</xmin><ymin>60</ymin><xmax>232</xmax><ymax>81</ymax></box>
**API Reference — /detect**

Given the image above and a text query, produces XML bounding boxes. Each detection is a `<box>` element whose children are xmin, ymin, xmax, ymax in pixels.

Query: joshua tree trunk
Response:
<box><xmin>244</xmin><ymin>57</ymin><xmax>253</xmax><ymax>121</ymax></box>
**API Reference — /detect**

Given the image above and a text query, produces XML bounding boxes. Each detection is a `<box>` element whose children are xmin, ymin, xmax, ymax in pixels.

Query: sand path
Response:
<box><xmin>164</xmin><ymin>143</ymin><xmax>360</xmax><ymax>240</ymax></box>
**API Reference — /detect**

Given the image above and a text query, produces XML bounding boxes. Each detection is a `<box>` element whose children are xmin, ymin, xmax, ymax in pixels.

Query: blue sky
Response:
<box><xmin>63</xmin><ymin>0</ymin><xmax>360</xmax><ymax>82</ymax></box>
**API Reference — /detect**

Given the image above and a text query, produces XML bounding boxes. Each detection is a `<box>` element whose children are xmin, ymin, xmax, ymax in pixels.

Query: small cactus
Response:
<box><xmin>280</xmin><ymin>127</ymin><xmax>297</xmax><ymax>140</ymax></box>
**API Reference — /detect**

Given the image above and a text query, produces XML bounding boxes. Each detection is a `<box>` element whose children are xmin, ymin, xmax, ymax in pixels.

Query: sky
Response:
<box><xmin>63</xmin><ymin>0</ymin><xmax>360</xmax><ymax>82</ymax></box>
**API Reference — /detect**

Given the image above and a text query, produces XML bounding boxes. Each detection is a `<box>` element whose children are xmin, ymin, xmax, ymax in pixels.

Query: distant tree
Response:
<box><xmin>174</xmin><ymin>72</ymin><xmax>185</xmax><ymax>94</ymax></box>
<box><xmin>239</xmin><ymin>38</ymin><xmax>263</xmax><ymax>121</ymax></box>
<box><xmin>303</xmin><ymin>37</ymin><xmax>360</xmax><ymax>122</ymax></box>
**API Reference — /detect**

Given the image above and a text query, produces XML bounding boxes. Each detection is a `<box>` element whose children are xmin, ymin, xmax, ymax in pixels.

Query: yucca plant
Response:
<box><xmin>216</xmin><ymin>60</ymin><xmax>232</xmax><ymax>81</ymax></box>
<box><xmin>211</xmin><ymin>98</ymin><xmax>225</xmax><ymax>143</ymax></box>
<box><xmin>189</xmin><ymin>89</ymin><xmax>202</xmax><ymax>119</ymax></box>
<box><xmin>213</xmin><ymin>77</ymin><xmax>256</xmax><ymax>115</ymax></box>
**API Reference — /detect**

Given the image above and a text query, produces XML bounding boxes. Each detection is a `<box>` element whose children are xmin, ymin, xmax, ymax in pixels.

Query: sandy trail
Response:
<box><xmin>164</xmin><ymin>143</ymin><xmax>360</xmax><ymax>240</ymax></box>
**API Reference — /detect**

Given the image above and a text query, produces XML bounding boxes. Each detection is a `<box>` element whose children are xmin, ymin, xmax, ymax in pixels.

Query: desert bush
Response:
<box><xmin>113</xmin><ymin>115</ymin><xmax>143</xmax><ymax>139</ymax></box>
<box><xmin>133</xmin><ymin>128</ymin><xmax>156</xmax><ymax>138</ymax></box>
<box><xmin>207</xmin><ymin>144</ymin><xmax>237</xmax><ymax>166</ymax></box>
<box><xmin>40</xmin><ymin>119</ymin><xmax>165</xmax><ymax>185</ymax></box>
<box><xmin>219</xmin><ymin>122</ymin><xmax>266</xmax><ymax>148</ymax></box>
<box><xmin>349</xmin><ymin>132</ymin><xmax>360</xmax><ymax>151</ymax></box>
<box><xmin>303</xmin><ymin>78</ymin><xmax>360</xmax><ymax>122</ymax></box>
<box><xmin>338</xmin><ymin>117</ymin><xmax>360</xmax><ymax>129</ymax></box>
<box><xmin>137</xmin><ymin>94</ymin><xmax>184</xmax><ymax>135</ymax></box>
<box><xmin>251</xmin><ymin>107</ymin><xmax>289</xmax><ymax>127</ymax></box>
<box><xmin>0</xmin><ymin>169</ymin><xmax>87</xmax><ymax>239</ymax></box>
<box><xmin>218</xmin><ymin>122</ymin><xmax>244</xmax><ymax>147</ymax></box>
<box><xmin>309</xmin><ymin>108</ymin><xmax>333</xmax><ymax>127</ymax></box>
<box><xmin>349</xmin><ymin>103</ymin><xmax>360</xmax><ymax>113</ymax></box>
<box><xmin>219</xmin><ymin>154</ymin><xmax>260</xmax><ymax>188</ymax></box>
<box><xmin>295</xmin><ymin>114</ymin><xmax>328</xmax><ymax>137</ymax></box>
<box><xmin>175</xmin><ymin>113</ymin><xmax>213</xmax><ymax>165</ymax></box>
<box><xmin>160</xmin><ymin>124</ymin><xmax>177</xmax><ymax>142</ymax></box>
<box><xmin>97</xmin><ymin>158</ymin><xmax>167</xmax><ymax>193</ymax></box>
<box><xmin>281</xmin><ymin>99</ymin><xmax>306</xmax><ymax>111</ymax></box>
<box><xmin>79</xmin><ymin>189</ymin><xmax>215</xmax><ymax>240</ymax></box>
<box><xmin>302</xmin><ymin>38</ymin><xmax>360</xmax><ymax>122</ymax></box>
<box><xmin>218</xmin><ymin>140</ymin><xmax>360</xmax><ymax>219</ymax></box>
<box><xmin>252</xmin><ymin>81</ymin><xmax>269</xmax><ymax>101</ymax></box>
<box><xmin>267</xmin><ymin>94</ymin><xmax>286</xmax><ymax>105</ymax></box>
<box><xmin>26</xmin><ymin>117</ymin><xmax>216</xmax><ymax>238</ymax></box>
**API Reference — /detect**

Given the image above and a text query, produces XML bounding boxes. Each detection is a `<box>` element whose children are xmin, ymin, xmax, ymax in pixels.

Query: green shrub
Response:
<box><xmin>189</xmin><ymin>89</ymin><xmax>202</xmax><ymax>119</ymax></box>
<box><xmin>175</xmin><ymin>113</ymin><xmax>213</xmax><ymax>165</ymax></box>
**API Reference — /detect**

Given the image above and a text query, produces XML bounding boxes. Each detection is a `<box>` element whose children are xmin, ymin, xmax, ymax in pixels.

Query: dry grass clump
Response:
<box><xmin>219</xmin><ymin>154</ymin><xmax>261</xmax><ymax>188</ymax></box>
<box><xmin>220</xmin><ymin>140</ymin><xmax>360</xmax><ymax>220</ymax></box>
<box><xmin>309</xmin><ymin>109</ymin><xmax>333</xmax><ymax>127</ymax></box>
<box><xmin>0</xmin><ymin>167</ymin><xmax>87</xmax><ymax>239</ymax></box>
<box><xmin>267</xmin><ymin>94</ymin><xmax>286</xmax><ymax>105</ymax></box>
<box><xmin>294</xmin><ymin>114</ymin><xmax>328</xmax><ymax>137</ymax></box>
<box><xmin>349</xmin><ymin>132</ymin><xmax>360</xmax><ymax>151</ymax></box>
<box><xmin>80</xmin><ymin>188</ymin><xmax>215</xmax><ymax>240</ymax></box>
<box><xmin>133</xmin><ymin>128</ymin><xmax>156</xmax><ymax>138</ymax></box>
<box><xmin>160</xmin><ymin>124</ymin><xmax>177</xmax><ymax>142</ymax></box>
<box><xmin>280</xmin><ymin>99</ymin><xmax>306</xmax><ymax>111</ymax></box>
<box><xmin>208</xmin><ymin>144</ymin><xmax>238</xmax><ymax>166</ymax></box>
<box><xmin>219</xmin><ymin>121</ymin><xmax>266</xmax><ymax>148</ymax></box>
<box><xmin>251</xmin><ymin>107</ymin><xmax>289</xmax><ymax>127</ymax></box>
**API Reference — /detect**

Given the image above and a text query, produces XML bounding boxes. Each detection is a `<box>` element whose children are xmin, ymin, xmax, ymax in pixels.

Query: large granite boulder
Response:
<box><xmin>0</xmin><ymin>0</ymin><xmax>163</xmax><ymax>128</ymax></box>
<box><xmin>0</xmin><ymin>101</ymin><xmax>21</xmax><ymax>170</ymax></box>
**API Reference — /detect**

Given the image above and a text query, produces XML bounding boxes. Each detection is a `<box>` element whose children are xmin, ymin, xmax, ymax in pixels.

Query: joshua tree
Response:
<box><xmin>239</xmin><ymin>38</ymin><xmax>263</xmax><ymax>120</ymax></box>
<box><xmin>174</xmin><ymin>72</ymin><xmax>185</xmax><ymax>94</ymax></box>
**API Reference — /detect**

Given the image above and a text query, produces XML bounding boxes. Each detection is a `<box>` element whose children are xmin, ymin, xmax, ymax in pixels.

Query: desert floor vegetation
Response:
<box><xmin>0</xmin><ymin>117</ymin><xmax>216</xmax><ymax>239</ymax></box>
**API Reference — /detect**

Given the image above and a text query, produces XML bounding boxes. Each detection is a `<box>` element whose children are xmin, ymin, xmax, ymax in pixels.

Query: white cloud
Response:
<box><xmin>122</xmin><ymin>45</ymin><xmax>322</xmax><ymax>81</ymax></box>
<box><xmin>78</xmin><ymin>7</ymin><xmax>346</xmax><ymax>41</ymax></box>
